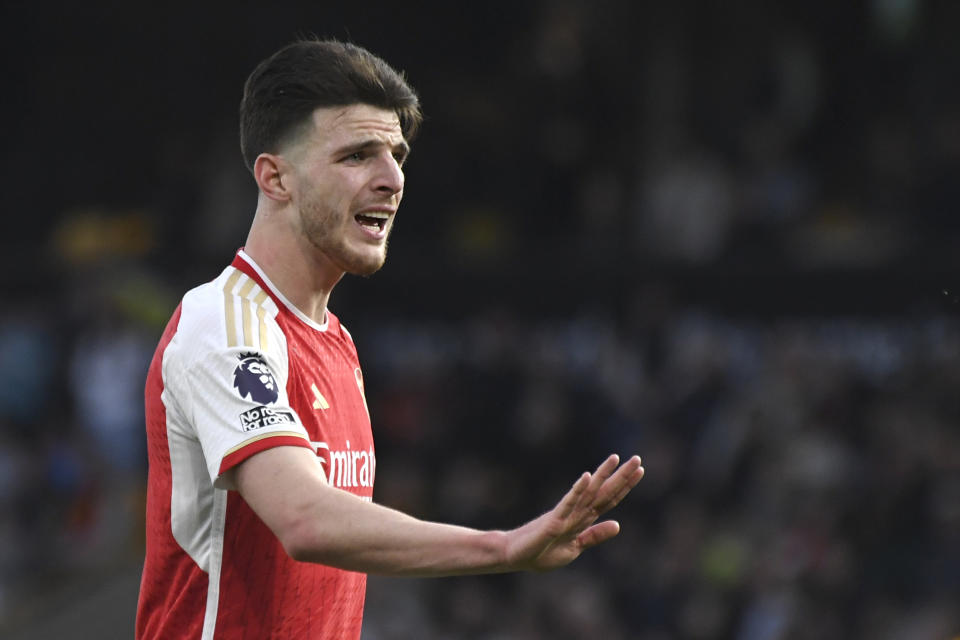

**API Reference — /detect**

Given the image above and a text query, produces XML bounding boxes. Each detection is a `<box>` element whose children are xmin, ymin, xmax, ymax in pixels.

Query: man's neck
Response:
<box><xmin>244</xmin><ymin>218</ymin><xmax>344</xmax><ymax>326</ymax></box>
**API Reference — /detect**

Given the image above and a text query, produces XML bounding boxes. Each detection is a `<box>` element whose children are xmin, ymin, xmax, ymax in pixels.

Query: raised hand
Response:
<box><xmin>503</xmin><ymin>454</ymin><xmax>644</xmax><ymax>572</ymax></box>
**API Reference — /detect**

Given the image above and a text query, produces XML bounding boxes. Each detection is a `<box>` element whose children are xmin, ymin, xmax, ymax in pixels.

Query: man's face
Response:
<box><xmin>286</xmin><ymin>104</ymin><xmax>409</xmax><ymax>276</ymax></box>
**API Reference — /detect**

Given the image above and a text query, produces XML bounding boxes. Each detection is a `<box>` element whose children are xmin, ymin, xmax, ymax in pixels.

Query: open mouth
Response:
<box><xmin>355</xmin><ymin>212</ymin><xmax>389</xmax><ymax>232</ymax></box>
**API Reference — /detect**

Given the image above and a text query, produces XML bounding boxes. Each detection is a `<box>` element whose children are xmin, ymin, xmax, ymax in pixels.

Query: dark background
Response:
<box><xmin>1</xmin><ymin>1</ymin><xmax>958</xmax><ymax>638</ymax></box>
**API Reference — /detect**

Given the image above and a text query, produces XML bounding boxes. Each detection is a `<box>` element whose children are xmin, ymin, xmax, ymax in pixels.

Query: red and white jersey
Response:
<box><xmin>136</xmin><ymin>249</ymin><xmax>375</xmax><ymax>640</ymax></box>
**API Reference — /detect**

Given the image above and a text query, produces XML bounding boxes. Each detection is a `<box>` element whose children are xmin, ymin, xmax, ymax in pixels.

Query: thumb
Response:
<box><xmin>576</xmin><ymin>520</ymin><xmax>621</xmax><ymax>549</ymax></box>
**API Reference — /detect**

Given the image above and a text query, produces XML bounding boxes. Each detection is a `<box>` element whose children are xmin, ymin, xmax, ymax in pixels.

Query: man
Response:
<box><xmin>136</xmin><ymin>38</ymin><xmax>644</xmax><ymax>639</ymax></box>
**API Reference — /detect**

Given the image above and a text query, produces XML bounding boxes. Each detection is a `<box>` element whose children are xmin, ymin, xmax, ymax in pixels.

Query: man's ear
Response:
<box><xmin>253</xmin><ymin>153</ymin><xmax>293</xmax><ymax>202</ymax></box>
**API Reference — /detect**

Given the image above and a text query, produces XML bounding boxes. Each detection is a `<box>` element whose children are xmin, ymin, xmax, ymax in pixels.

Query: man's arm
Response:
<box><xmin>233</xmin><ymin>445</ymin><xmax>644</xmax><ymax>577</ymax></box>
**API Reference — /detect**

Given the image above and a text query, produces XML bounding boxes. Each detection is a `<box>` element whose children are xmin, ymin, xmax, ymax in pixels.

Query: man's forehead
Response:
<box><xmin>313</xmin><ymin>104</ymin><xmax>403</xmax><ymax>139</ymax></box>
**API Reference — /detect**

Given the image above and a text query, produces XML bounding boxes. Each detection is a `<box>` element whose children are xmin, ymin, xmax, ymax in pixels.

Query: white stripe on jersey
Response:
<box><xmin>201</xmin><ymin>489</ymin><xmax>228</xmax><ymax>640</ymax></box>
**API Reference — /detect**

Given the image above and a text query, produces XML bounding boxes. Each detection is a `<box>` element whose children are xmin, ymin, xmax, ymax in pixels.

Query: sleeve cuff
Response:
<box><xmin>216</xmin><ymin>431</ymin><xmax>313</xmax><ymax>488</ymax></box>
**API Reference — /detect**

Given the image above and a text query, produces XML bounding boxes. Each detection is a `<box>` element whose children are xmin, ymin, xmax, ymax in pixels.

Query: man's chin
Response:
<box><xmin>346</xmin><ymin>251</ymin><xmax>387</xmax><ymax>277</ymax></box>
<box><xmin>349</xmin><ymin>264</ymin><xmax>384</xmax><ymax>278</ymax></box>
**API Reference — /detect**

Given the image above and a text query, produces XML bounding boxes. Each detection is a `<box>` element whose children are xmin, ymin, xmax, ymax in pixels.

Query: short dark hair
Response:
<box><xmin>239</xmin><ymin>38</ymin><xmax>422</xmax><ymax>172</ymax></box>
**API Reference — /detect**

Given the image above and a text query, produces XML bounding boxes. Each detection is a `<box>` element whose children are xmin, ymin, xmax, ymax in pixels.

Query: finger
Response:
<box><xmin>604</xmin><ymin>465</ymin><xmax>644</xmax><ymax>511</ymax></box>
<box><xmin>560</xmin><ymin>456</ymin><xmax>641</xmax><ymax>529</ymax></box>
<box><xmin>590</xmin><ymin>454</ymin><xmax>621</xmax><ymax>488</ymax></box>
<box><xmin>575</xmin><ymin>520</ymin><xmax>621</xmax><ymax>549</ymax></box>
<box><xmin>554</xmin><ymin>471</ymin><xmax>592</xmax><ymax>521</ymax></box>
<box><xmin>575</xmin><ymin>454</ymin><xmax>620</xmax><ymax>509</ymax></box>
<box><xmin>591</xmin><ymin>457</ymin><xmax>644</xmax><ymax>513</ymax></box>
<box><xmin>564</xmin><ymin>456</ymin><xmax>638</xmax><ymax>532</ymax></box>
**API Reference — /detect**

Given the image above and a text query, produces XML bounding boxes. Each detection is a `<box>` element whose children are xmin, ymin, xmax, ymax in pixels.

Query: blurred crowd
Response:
<box><xmin>2</xmin><ymin>0</ymin><xmax>960</xmax><ymax>638</ymax></box>
<box><xmin>358</xmin><ymin>304</ymin><xmax>960</xmax><ymax>639</ymax></box>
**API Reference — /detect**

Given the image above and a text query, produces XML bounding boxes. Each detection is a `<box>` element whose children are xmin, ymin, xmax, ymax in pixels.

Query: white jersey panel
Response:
<box><xmin>160</xmin><ymin>265</ymin><xmax>309</xmax><ymax>568</ymax></box>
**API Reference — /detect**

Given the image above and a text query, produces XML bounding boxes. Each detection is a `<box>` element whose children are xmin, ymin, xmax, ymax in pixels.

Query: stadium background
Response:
<box><xmin>2</xmin><ymin>1</ymin><xmax>959</xmax><ymax>638</ymax></box>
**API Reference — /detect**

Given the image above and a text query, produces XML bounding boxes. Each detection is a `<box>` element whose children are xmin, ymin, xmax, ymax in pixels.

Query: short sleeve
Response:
<box><xmin>163</xmin><ymin>271</ymin><xmax>313</xmax><ymax>490</ymax></box>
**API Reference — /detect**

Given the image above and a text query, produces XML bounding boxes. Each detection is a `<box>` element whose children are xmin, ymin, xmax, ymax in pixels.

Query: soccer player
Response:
<box><xmin>135</xmin><ymin>38</ymin><xmax>645</xmax><ymax>639</ymax></box>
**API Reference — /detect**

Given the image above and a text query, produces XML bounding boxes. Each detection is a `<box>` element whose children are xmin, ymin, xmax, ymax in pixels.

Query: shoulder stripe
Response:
<box><xmin>238</xmin><ymin>277</ymin><xmax>256</xmax><ymax>348</ymax></box>
<box><xmin>222</xmin><ymin>269</ymin><xmax>274</xmax><ymax>350</ymax></box>
<box><xmin>254</xmin><ymin>290</ymin><xmax>269</xmax><ymax>351</ymax></box>
<box><xmin>222</xmin><ymin>269</ymin><xmax>243</xmax><ymax>347</ymax></box>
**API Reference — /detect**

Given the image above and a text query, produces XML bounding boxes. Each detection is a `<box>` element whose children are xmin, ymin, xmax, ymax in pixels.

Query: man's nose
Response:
<box><xmin>373</xmin><ymin>155</ymin><xmax>404</xmax><ymax>195</ymax></box>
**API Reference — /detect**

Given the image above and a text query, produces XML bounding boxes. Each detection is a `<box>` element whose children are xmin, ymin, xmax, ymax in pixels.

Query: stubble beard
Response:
<box><xmin>299</xmin><ymin>199</ymin><xmax>389</xmax><ymax>277</ymax></box>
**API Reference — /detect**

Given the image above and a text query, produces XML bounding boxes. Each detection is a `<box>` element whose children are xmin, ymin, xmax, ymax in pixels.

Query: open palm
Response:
<box><xmin>504</xmin><ymin>454</ymin><xmax>644</xmax><ymax>572</ymax></box>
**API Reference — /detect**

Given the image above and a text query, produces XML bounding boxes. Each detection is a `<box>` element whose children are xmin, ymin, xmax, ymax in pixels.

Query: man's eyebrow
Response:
<box><xmin>333</xmin><ymin>139</ymin><xmax>410</xmax><ymax>158</ymax></box>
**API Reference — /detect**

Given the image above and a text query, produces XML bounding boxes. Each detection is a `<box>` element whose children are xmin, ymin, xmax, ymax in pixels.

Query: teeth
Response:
<box><xmin>356</xmin><ymin>211</ymin><xmax>390</xmax><ymax>231</ymax></box>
